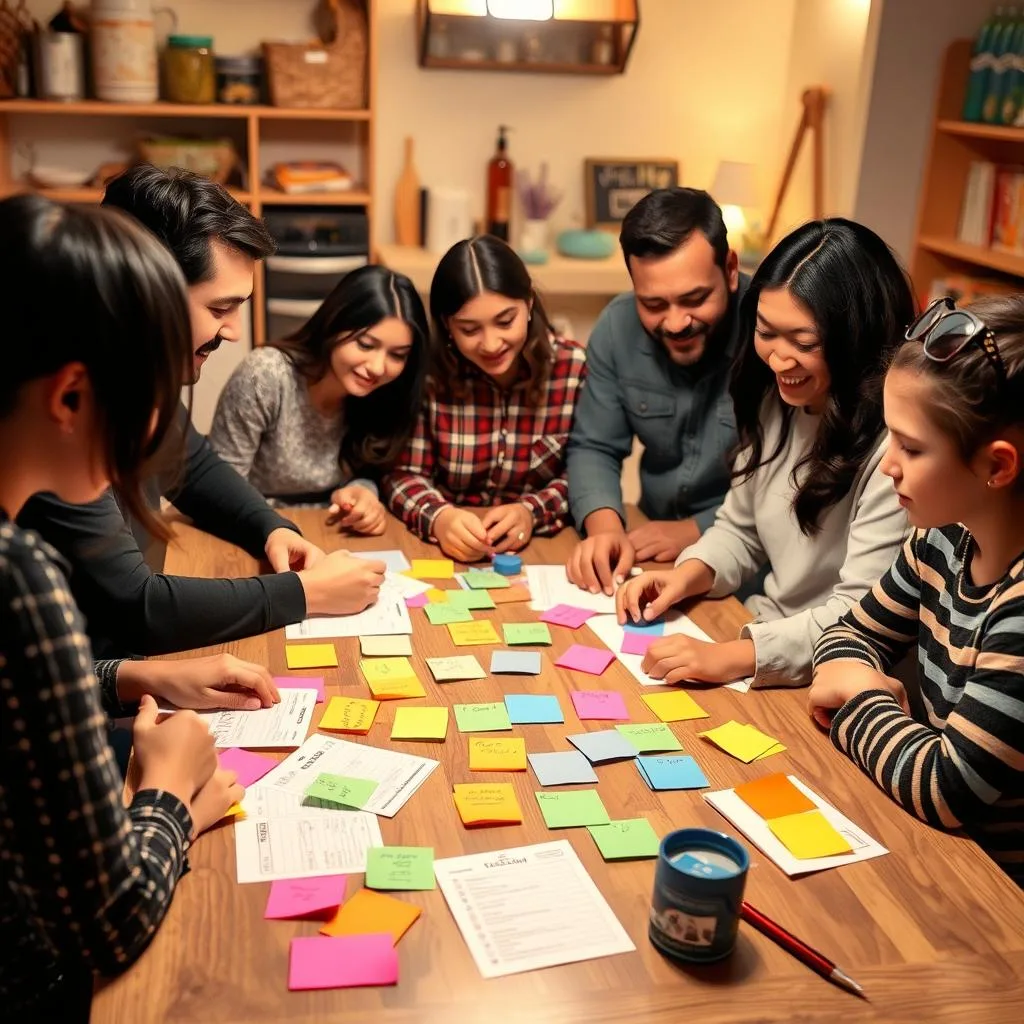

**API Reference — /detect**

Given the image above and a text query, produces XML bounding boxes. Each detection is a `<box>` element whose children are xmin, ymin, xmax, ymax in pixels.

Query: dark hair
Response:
<box><xmin>619</xmin><ymin>187</ymin><xmax>729</xmax><ymax>271</ymax></box>
<box><xmin>730</xmin><ymin>218</ymin><xmax>917</xmax><ymax>535</ymax></box>
<box><xmin>272</xmin><ymin>265</ymin><xmax>429</xmax><ymax>473</ymax></box>
<box><xmin>102</xmin><ymin>164</ymin><xmax>275</xmax><ymax>284</ymax></box>
<box><xmin>0</xmin><ymin>194</ymin><xmax>191</xmax><ymax>538</ymax></box>
<box><xmin>889</xmin><ymin>293</ymin><xmax>1024</xmax><ymax>460</ymax></box>
<box><xmin>428</xmin><ymin>235</ymin><xmax>554</xmax><ymax>404</ymax></box>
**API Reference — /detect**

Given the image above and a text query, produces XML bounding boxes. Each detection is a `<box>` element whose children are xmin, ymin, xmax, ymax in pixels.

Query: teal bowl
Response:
<box><xmin>556</xmin><ymin>229</ymin><xmax>617</xmax><ymax>260</ymax></box>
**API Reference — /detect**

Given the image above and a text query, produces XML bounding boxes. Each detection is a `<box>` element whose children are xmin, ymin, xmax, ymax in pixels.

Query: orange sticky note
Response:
<box><xmin>319</xmin><ymin>696</ymin><xmax>380</xmax><ymax>734</ymax></box>
<box><xmin>285</xmin><ymin>643</ymin><xmax>338</xmax><ymax>669</ymax></box>
<box><xmin>448</xmin><ymin>620</ymin><xmax>501</xmax><ymax>647</ymax></box>
<box><xmin>320</xmin><ymin>888</ymin><xmax>421</xmax><ymax>943</ymax></box>
<box><xmin>468</xmin><ymin>736</ymin><xmax>527</xmax><ymax>772</ymax></box>
<box><xmin>641</xmin><ymin>691</ymin><xmax>710</xmax><ymax>723</ymax></box>
<box><xmin>767</xmin><ymin>809</ymin><xmax>853</xmax><ymax>859</ymax></box>
<box><xmin>453</xmin><ymin>782</ymin><xmax>523</xmax><ymax>826</ymax></box>
<box><xmin>491</xmin><ymin>585</ymin><xmax>532</xmax><ymax>605</ymax></box>
<box><xmin>734</xmin><ymin>774</ymin><xmax>815</xmax><ymax>820</ymax></box>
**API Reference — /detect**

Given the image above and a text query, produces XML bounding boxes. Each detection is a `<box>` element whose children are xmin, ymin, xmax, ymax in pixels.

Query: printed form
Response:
<box><xmin>284</xmin><ymin>573</ymin><xmax>419</xmax><ymax>640</ymax></box>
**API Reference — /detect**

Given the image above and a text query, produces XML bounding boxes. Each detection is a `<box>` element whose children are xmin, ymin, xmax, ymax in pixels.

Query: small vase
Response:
<box><xmin>519</xmin><ymin>218</ymin><xmax>550</xmax><ymax>263</ymax></box>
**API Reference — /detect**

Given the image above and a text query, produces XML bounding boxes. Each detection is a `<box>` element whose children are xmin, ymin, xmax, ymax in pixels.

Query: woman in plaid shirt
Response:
<box><xmin>382</xmin><ymin>236</ymin><xmax>586</xmax><ymax>561</ymax></box>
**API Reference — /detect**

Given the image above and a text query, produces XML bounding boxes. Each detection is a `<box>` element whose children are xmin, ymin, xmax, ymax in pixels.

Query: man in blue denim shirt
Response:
<box><xmin>566</xmin><ymin>188</ymin><xmax>750</xmax><ymax>594</ymax></box>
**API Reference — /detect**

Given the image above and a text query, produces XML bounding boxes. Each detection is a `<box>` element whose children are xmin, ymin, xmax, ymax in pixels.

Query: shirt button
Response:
<box><xmin>639</xmin><ymin>401</ymin><xmax>648</xmax><ymax>412</ymax></box>
<box><xmin>497</xmin><ymin>454</ymin><xmax>504</xmax><ymax>465</ymax></box>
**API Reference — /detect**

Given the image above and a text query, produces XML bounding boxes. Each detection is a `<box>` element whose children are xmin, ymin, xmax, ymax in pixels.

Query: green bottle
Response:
<box><xmin>964</xmin><ymin>7</ymin><xmax>1003</xmax><ymax>121</ymax></box>
<box><xmin>999</xmin><ymin>18</ymin><xmax>1024</xmax><ymax>124</ymax></box>
<box><xmin>982</xmin><ymin>7</ymin><xmax>1019</xmax><ymax>123</ymax></box>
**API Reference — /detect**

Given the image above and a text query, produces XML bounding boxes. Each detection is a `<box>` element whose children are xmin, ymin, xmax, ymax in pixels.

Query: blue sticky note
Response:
<box><xmin>623</xmin><ymin>619</ymin><xmax>666</xmax><ymax>636</ymax></box>
<box><xmin>490</xmin><ymin>650</ymin><xmax>542</xmax><ymax>676</ymax></box>
<box><xmin>568</xmin><ymin>729</ymin><xmax>639</xmax><ymax>764</ymax></box>
<box><xmin>505</xmin><ymin>693</ymin><xmax>563</xmax><ymax>725</ymax></box>
<box><xmin>636</xmin><ymin>754</ymin><xmax>709</xmax><ymax>791</ymax></box>
<box><xmin>528</xmin><ymin>750</ymin><xmax>598</xmax><ymax>786</ymax></box>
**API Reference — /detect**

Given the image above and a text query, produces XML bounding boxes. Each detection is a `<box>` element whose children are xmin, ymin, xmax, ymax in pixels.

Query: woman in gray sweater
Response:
<box><xmin>615</xmin><ymin>219</ymin><xmax>915</xmax><ymax>688</ymax></box>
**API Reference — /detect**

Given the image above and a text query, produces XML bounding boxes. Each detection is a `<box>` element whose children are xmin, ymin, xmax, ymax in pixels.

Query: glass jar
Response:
<box><xmin>163</xmin><ymin>34</ymin><xmax>215</xmax><ymax>104</ymax></box>
<box><xmin>215</xmin><ymin>55</ymin><xmax>262</xmax><ymax>104</ymax></box>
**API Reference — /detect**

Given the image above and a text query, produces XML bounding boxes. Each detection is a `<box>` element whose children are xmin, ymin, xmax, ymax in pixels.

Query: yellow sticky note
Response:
<box><xmin>391</xmin><ymin>706</ymin><xmax>449</xmax><ymax>741</ymax></box>
<box><xmin>319</xmin><ymin>695</ymin><xmax>380</xmax><ymax>734</ymax></box>
<box><xmin>359</xmin><ymin>634</ymin><xmax>413</xmax><ymax>657</ymax></box>
<box><xmin>767</xmin><ymin>809</ymin><xmax>853</xmax><ymax>859</ymax></box>
<box><xmin>453</xmin><ymin>782</ymin><xmax>523</xmax><ymax>826</ymax></box>
<box><xmin>222</xmin><ymin>802</ymin><xmax>246</xmax><ymax>820</ymax></box>
<box><xmin>468</xmin><ymin>736</ymin><xmax>528</xmax><ymax>772</ymax></box>
<box><xmin>642</xmin><ymin>690</ymin><xmax>710</xmax><ymax>723</ymax></box>
<box><xmin>410</xmin><ymin>558</ymin><xmax>455</xmax><ymax>580</ymax></box>
<box><xmin>285</xmin><ymin>643</ymin><xmax>338</xmax><ymax>669</ymax></box>
<box><xmin>448</xmin><ymin>620</ymin><xmax>501</xmax><ymax>647</ymax></box>
<box><xmin>699</xmin><ymin>720</ymin><xmax>780</xmax><ymax>763</ymax></box>
<box><xmin>367</xmin><ymin>674</ymin><xmax>425</xmax><ymax>700</ymax></box>
<box><xmin>426</xmin><ymin>588</ymin><xmax>449</xmax><ymax>603</ymax></box>
<box><xmin>320</xmin><ymin>888</ymin><xmax>421</xmax><ymax>943</ymax></box>
<box><xmin>360</xmin><ymin>657</ymin><xmax>417</xmax><ymax>686</ymax></box>
<box><xmin>753</xmin><ymin>742</ymin><xmax>787</xmax><ymax>761</ymax></box>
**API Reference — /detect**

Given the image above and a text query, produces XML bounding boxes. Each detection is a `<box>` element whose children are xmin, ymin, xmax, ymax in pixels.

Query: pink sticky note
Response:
<box><xmin>218</xmin><ymin>748</ymin><xmax>277</xmax><ymax>787</ymax></box>
<box><xmin>570</xmin><ymin>689</ymin><xmax>629</xmax><ymax>720</ymax></box>
<box><xmin>621</xmin><ymin>633</ymin><xmax>658</xmax><ymax>656</ymax></box>
<box><xmin>556</xmin><ymin>644</ymin><xmax>616</xmax><ymax>676</ymax></box>
<box><xmin>288</xmin><ymin>934</ymin><xmax>398</xmax><ymax>991</ymax></box>
<box><xmin>539</xmin><ymin>604</ymin><xmax>596</xmax><ymax>629</ymax></box>
<box><xmin>275</xmin><ymin>675</ymin><xmax>325</xmax><ymax>703</ymax></box>
<box><xmin>405</xmin><ymin>593</ymin><xmax>429</xmax><ymax>609</ymax></box>
<box><xmin>265</xmin><ymin>876</ymin><xmax>348</xmax><ymax>920</ymax></box>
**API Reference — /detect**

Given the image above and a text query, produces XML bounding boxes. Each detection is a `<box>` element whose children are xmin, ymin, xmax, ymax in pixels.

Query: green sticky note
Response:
<box><xmin>616</xmin><ymin>723</ymin><xmax>683</xmax><ymax>753</ymax></box>
<box><xmin>446</xmin><ymin>589</ymin><xmax>497</xmax><ymax>611</ymax></box>
<box><xmin>424</xmin><ymin>602</ymin><xmax>473</xmax><ymax>625</ymax></box>
<box><xmin>503</xmin><ymin>622</ymin><xmax>553</xmax><ymax>646</ymax></box>
<box><xmin>587</xmin><ymin>818</ymin><xmax>661</xmax><ymax>860</ymax></box>
<box><xmin>535</xmin><ymin>789</ymin><xmax>610</xmax><ymax>829</ymax></box>
<box><xmin>304</xmin><ymin>773</ymin><xmax>378</xmax><ymax>809</ymax></box>
<box><xmin>463</xmin><ymin>570</ymin><xmax>511</xmax><ymax>590</ymax></box>
<box><xmin>365</xmin><ymin>846</ymin><xmax>436</xmax><ymax>891</ymax></box>
<box><xmin>454</xmin><ymin>702</ymin><xmax>512</xmax><ymax>733</ymax></box>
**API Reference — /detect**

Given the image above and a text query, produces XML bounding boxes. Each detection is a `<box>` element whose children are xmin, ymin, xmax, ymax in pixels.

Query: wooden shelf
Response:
<box><xmin>0</xmin><ymin>99</ymin><xmax>371</xmax><ymax>121</ymax></box>
<box><xmin>936</xmin><ymin>119</ymin><xmax>1024</xmax><ymax>142</ymax></box>
<box><xmin>259</xmin><ymin>187</ymin><xmax>371</xmax><ymax>206</ymax></box>
<box><xmin>0</xmin><ymin>182</ymin><xmax>253</xmax><ymax>204</ymax></box>
<box><xmin>421</xmin><ymin>56</ymin><xmax>619</xmax><ymax>75</ymax></box>
<box><xmin>918</xmin><ymin>235</ymin><xmax>1024</xmax><ymax>278</ymax></box>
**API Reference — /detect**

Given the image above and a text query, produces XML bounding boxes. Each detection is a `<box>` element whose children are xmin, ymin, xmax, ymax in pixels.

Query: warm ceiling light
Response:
<box><xmin>487</xmin><ymin>0</ymin><xmax>554</xmax><ymax>19</ymax></box>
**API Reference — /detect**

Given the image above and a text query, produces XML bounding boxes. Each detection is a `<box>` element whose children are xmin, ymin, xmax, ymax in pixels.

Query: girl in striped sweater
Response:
<box><xmin>810</xmin><ymin>293</ymin><xmax>1024</xmax><ymax>886</ymax></box>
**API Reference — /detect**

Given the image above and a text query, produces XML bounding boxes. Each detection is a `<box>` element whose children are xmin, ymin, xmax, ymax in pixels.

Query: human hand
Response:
<box><xmin>133</xmin><ymin>654</ymin><xmax>279</xmax><ymax>711</ymax></box>
<box><xmin>615</xmin><ymin>569</ymin><xmax>690</xmax><ymax>624</ymax></box>
<box><xmin>298</xmin><ymin>549</ymin><xmax>386</xmax><ymax>616</ymax></box>
<box><xmin>641</xmin><ymin>636</ymin><xmax>755</xmax><ymax>685</ymax></box>
<box><xmin>627</xmin><ymin>518</ymin><xmax>700</xmax><ymax>563</ymax></box>
<box><xmin>328</xmin><ymin>485</ymin><xmax>387</xmax><ymax>536</ymax></box>
<box><xmin>566</xmin><ymin>531</ymin><xmax>635</xmax><ymax>595</ymax></box>
<box><xmin>189</xmin><ymin>768</ymin><xmax>245</xmax><ymax>836</ymax></box>
<box><xmin>481</xmin><ymin>503</ymin><xmax>533</xmax><ymax>553</ymax></box>
<box><xmin>807</xmin><ymin>661</ymin><xmax>909</xmax><ymax>730</ymax></box>
<box><xmin>265</xmin><ymin>527</ymin><xmax>325</xmax><ymax>572</ymax></box>
<box><xmin>431</xmin><ymin>507</ymin><xmax>490</xmax><ymax>562</ymax></box>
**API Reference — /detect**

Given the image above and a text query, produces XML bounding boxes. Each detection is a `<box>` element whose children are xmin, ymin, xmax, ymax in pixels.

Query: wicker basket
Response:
<box><xmin>263</xmin><ymin>0</ymin><xmax>367</xmax><ymax>110</ymax></box>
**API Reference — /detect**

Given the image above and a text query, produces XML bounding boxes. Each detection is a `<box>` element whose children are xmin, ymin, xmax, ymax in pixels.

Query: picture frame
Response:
<box><xmin>584</xmin><ymin>158</ymin><xmax>680</xmax><ymax>229</ymax></box>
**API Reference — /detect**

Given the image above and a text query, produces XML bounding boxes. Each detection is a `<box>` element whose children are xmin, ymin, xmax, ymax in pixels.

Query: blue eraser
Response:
<box><xmin>493</xmin><ymin>554</ymin><xmax>522</xmax><ymax>576</ymax></box>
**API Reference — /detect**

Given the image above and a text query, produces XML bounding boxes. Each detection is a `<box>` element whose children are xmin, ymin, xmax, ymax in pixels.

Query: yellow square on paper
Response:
<box><xmin>767</xmin><ymin>809</ymin><xmax>853</xmax><ymax>859</ymax></box>
<box><xmin>391</xmin><ymin>706</ymin><xmax>449</xmax><ymax>741</ymax></box>
<box><xmin>699</xmin><ymin>720</ymin><xmax>779</xmax><ymax>763</ymax></box>
<box><xmin>410</xmin><ymin>558</ymin><xmax>455</xmax><ymax>580</ymax></box>
<box><xmin>360</xmin><ymin>657</ymin><xmax>417</xmax><ymax>686</ymax></box>
<box><xmin>285</xmin><ymin>643</ymin><xmax>338</xmax><ymax>669</ymax></box>
<box><xmin>319</xmin><ymin>696</ymin><xmax>380</xmax><ymax>734</ymax></box>
<box><xmin>468</xmin><ymin>736</ymin><xmax>527</xmax><ymax>771</ymax></box>
<box><xmin>448</xmin><ymin>620</ymin><xmax>501</xmax><ymax>647</ymax></box>
<box><xmin>453</xmin><ymin>783</ymin><xmax>523</xmax><ymax>826</ymax></box>
<box><xmin>642</xmin><ymin>691</ymin><xmax>710</xmax><ymax>723</ymax></box>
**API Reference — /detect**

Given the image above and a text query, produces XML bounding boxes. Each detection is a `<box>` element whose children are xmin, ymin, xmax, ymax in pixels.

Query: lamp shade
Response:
<box><xmin>710</xmin><ymin>161</ymin><xmax>758</xmax><ymax>209</ymax></box>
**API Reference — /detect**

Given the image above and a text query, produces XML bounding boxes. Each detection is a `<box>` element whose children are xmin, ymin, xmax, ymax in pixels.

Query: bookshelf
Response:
<box><xmin>910</xmin><ymin>39</ymin><xmax>1024</xmax><ymax>298</ymax></box>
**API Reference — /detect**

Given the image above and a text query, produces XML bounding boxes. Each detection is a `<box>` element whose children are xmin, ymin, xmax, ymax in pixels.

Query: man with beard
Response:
<box><xmin>18</xmin><ymin>166</ymin><xmax>385</xmax><ymax>657</ymax></box>
<box><xmin>566</xmin><ymin>188</ymin><xmax>749</xmax><ymax>595</ymax></box>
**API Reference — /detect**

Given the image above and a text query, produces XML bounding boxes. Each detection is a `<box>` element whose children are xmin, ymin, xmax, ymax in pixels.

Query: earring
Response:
<box><xmin>987</xmin><ymin>479</ymin><xmax>995</xmax><ymax>488</ymax></box>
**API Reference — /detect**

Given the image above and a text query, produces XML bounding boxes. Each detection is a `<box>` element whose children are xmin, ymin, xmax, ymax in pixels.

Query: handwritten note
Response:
<box><xmin>615</xmin><ymin>723</ymin><xmax>682</xmax><ymax>753</ymax></box>
<box><xmin>636</xmin><ymin>755</ymin><xmax>708</xmax><ymax>791</ymax></box>
<box><xmin>535</xmin><ymin>789</ymin><xmax>610</xmax><ymax>829</ymax></box>
<box><xmin>360</xmin><ymin>658</ymin><xmax>425</xmax><ymax>700</ymax></box>
<box><xmin>571</xmin><ymin>690</ymin><xmax>629</xmax><ymax>721</ymax></box>
<box><xmin>448</xmin><ymin>620</ymin><xmax>501</xmax><ymax>646</ymax></box>
<box><xmin>453</xmin><ymin>783</ymin><xmax>523</xmax><ymax>826</ymax></box>
<box><xmin>502</xmin><ymin>622</ymin><xmax>553</xmax><ymax>646</ymax></box>
<box><xmin>587</xmin><ymin>819</ymin><xmax>660</xmax><ymax>860</ymax></box>
<box><xmin>304</xmin><ymin>773</ymin><xmax>379</xmax><ymax>810</ymax></box>
<box><xmin>390</xmin><ymin>707</ymin><xmax>448</xmax><ymax>741</ymax></box>
<box><xmin>454</xmin><ymin>702</ymin><xmax>512</xmax><ymax>733</ymax></box>
<box><xmin>424</xmin><ymin>603</ymin><xmax>473</xmax><ymax>625</ymax></box>
<box><xmin>426</xmin><ymin>655</ymin><xmax>486</xmax><ymax>682</ymax></box>
<box><xmin>365</xmin><ymin>846</ymin><xmax>435</xmax><ymax>891</ymax></box>
<box><xmin>286</xmin><ymin>643</ymin><xmax>338</xmax><ymax>669</ymax></box>
<box><xmin>539</xmin><ymin>604</ymin><xmax>596</xmax><ymax>629</ymax></box>
<box><xmin>265</xmin><ymin>876</ymin><xmax>348</xmax><ymax>920</ymax></box>
<box><xmin>468</xmin><ymin>736</ymin><xmax>527</xmax><ymax>771</ymax></box>
<box><xmin>319</xmin><ymin>696</ymin><xmax>380</xmax><ymax>734</ymax></box>
<box><xmin>320</xmin><ymin>889</ymin><xmax>421</xmax><ymax>942</ymax></box>
<box><xmin>556</xmin><ymin>644</ymin><xmax>615</xmax><ymax>676</ymax></box>
<box><xmin>641</xmin><ymin>690</ymin><xmax>709</xmax><ymax>722</ymax></box>
<box><xmin>360</xmin><ymin>635</ymin><xmax>412</xmax><ymax>657</ymax></box>
<box><xmin>288</xmin><ymin>934</ymin><xmax>398</xmax><ymax>990</ymax></box>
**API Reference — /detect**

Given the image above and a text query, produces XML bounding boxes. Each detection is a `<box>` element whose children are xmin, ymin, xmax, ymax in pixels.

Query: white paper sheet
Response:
<box><xmin>703</xmin><ymin>775</ymin><xmax>889</xmax><ymax>876</ymax></box>
<box><xmin>284</xmin><ymin>572</ymin><xmax>414</xmax><ymax>639</ymax></box>
<box><xmin>256</xmin><ymin>733</ymin><xmax>439</xmax><ymax>818</ymax></box>
<box><xmin>525</xmin><ymin>565</ymin><xmax>618</xmax><ymax>613</ymax></box>
<box><xmin>188</xmin><ymin>688</ymin><xmax>316</xmax><ymax>748</ymax></box>
<box><xmin>233</xmin><ymin>810</ymin><xmax>383</xmax><ymax>883</ymax></box>
<box><xmin>434</xmin><ymin>840</ymin><xmax>635</xmax><ymax>978</ymax></box>
<box><xmin>352</xmin><ymin>549</ymin><xmax>410</xmax><ymax>572</ymax></box>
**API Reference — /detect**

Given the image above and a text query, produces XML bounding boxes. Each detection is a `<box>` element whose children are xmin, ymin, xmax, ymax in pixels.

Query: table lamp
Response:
<box><xmin>709</xmin><ymin>160</ymin><xmax>761</xmax><ymax>262</ymax></box>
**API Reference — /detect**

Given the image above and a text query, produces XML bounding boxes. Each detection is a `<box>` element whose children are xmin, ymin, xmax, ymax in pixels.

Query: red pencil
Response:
<box><xmin>741</xmin><ymin>901</ymin><xmax>865</xmax><ymax>998</ymax></box>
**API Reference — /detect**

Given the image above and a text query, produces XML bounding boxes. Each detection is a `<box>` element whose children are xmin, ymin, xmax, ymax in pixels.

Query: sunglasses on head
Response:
<box><xmin>905</xmin><ymin>296</ymin><xmax>1006</xmax><ymax>387</ymax></box>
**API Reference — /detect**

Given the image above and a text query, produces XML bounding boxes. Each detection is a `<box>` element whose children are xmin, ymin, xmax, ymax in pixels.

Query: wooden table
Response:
<box><xmin>92</xmin><ymin>511</ymin><xmax>1024</xmax><ymax>1023</ymax></box>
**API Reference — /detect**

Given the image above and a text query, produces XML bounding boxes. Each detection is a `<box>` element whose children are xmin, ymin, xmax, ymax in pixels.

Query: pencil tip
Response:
<box><xmin>831</xmin><ymin>967</ymin><xmax>866</xmax><ymax>998</ymax></box>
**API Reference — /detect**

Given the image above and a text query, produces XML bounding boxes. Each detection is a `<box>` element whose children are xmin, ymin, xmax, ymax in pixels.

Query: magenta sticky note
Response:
<box><xmin>217</xmin><ymin>747</ymin><xmax>277</xmax><ymax>787</ymax></box>
<box><xmin>556</xmin><ymin>644</ymin><xmax>616</xmax><ymax>676</ymax></box>
<box><xmin>265</xmin><ymin>875</ymin><xmax>348</xmax><ymax>920</ymax></box>
<box><xmin>570</xmin><ymin>690</ymin><xmax>629</xmax><ymax>721</ymax></box>
<box><xmin>539</xmin><ymin>604</ymin><xmax>596</xmax><ymax>629</ymax></box>
<box><xmin>405</xmin><ymin>593</ymin><xmax>429</xmax><ymax>609</ymax></box>
<box><xmin>288</xmin><ymin>934</ymin><xmax>398</xmax><ymax>991</ymax></box>
<box><xmin>274</xmin><ymin>675</ymin><xmax>325</xmax><ymax>703</ymax></box>
<box><xmin>621</xmin><ymin>633</ymin><xmax>658</xmax><ymax>656</ymax></box>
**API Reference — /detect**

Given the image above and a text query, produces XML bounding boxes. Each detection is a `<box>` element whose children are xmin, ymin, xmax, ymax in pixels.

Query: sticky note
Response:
<box><xmin>621</xmin><ymin>633</ymin><xmax>659</xmax><ymax>656</ymax></box>
<box><xmin>700</xmin><ymin>721</ymin><xmax>780</xmax><ymax>763</ymax></box>
<box><xmin>405</xmin><ymin>593</ymin><xmax>429</xmax><ymax>609</ymax></box>
<box><xmin>463</xmin><ymin>569</ymin><xmax>511</xmax><ymax>589</ymax></box>
<box><xmin>426</xmin><ymin>588</ymin><xmax>449</xmax><ymax>603</ymax></box>
<box><xmin>426</xmin><ymin>655</ymin><xmax>486</xmax><ymax>682</ymax></box>
<box><xmin>286</xmin><ymin>643</ymin><xmax>337</xmax><ymax>669</ymax></box>
<box><xmin>735</xmin><ymin>774</ymin><xmax>816</xmax><ymax>819</ymax></box>
<box><xmin>503</xmin><ymin>622</ymin><xmax>553</xmax><ymax>646</ymax></box>
<box><xmin>320</xmin><ymin>889</ymin><xmax>421</xmax><ymax>943</ymax></box>
<box><xmin>288</xmin><ymin>934</ymin><xmax>398</xmax><ymax>991</ymax></box>
<box><xmin>491</xmin><ymin>650</ymin><xmax>543</xmax><ymax>675</ymax></box>
<box><xmin>754</xmin><ymin>743</ymin><xmax>787</xmax><ymax>760</ymax></box>
<box><xmin>365</xmin><ymin>847</ymin><xmax>435</xmax><ymax>891</ymax></box>
<box><xmin>623</xmin><ymin>619</ymin><xmax>665</xmax><ymax>635</ymax></box>
<box><xmin>535</xmin><ymin>789</ymin><xmax>610</xmax><ymax>829</ymax></box>
<box><xmin>354</xmin><ymin>549</ymin><xmax>410</xmax><ymax>572</ymax></box>
<box><xmin>391</xmin><ymin>706</ymin><xmax>448</xmax><ymax>741</ymax></box>
<box><xmin>454</xmin><ymin>702</ymin><xmax>512</xmax><ymax>733</ymax></box>
<box><xmin>319</xmin><ymin>696</ymin><xmax>380</xmax><ymax>734</ymax></box>
<box><xmin>410</xmin><ymin>558</ymin><xmax>455</xmax><ymax>579</ymax></box>
<box><xmin>222</xmin><ymin>802</ymin><xmax>245</xmax><ymax>820</ymax></box>
<box><xmin>424</xmin><ymin>603</ymin><xmax>473</xmax><ymax>625</ymax></box>
<box><xmin>448</xmin><ymin>620</ymin><xmax>501</xmax><ymax>646</ymax></box>
<box><xmin>360</xmin><ymin>657</ymin><xmax>416</xmax><ymax>685</ymax></box>
<box><xmin>556</xmin><ymin>644</ymin><xmax>616</xmax><ymax>676</ymax></box>
<box><xmin>568</xmin><ymin>729</ymin><xmax>639</xmax><ymax>764</ymax></box>
<box><xmin>359</xmin><ymin>635</ymin><xmax>412</xmax><ymax>657</ymax></box>
<box><xmin>539</xmin><ymin>604</ymin><xmax>596</xmax><ymax>629</ymax></box>
<box><xmin>218</xmin><ymin>748</ymin><xmax>276</xmax><ymax>787</ymax></box>
<box><xmin>616</xmin><ymin>723</ymin><xmax>682</xmax><ymax>753</ymax></box>
<box><xmin>491</xmin><ymin>584</ymin><xmax>532</xmax><ymax>604</ymax></box>
<box><xmin>571</xmin><ymin>690</ymin><xmax>629</xmax><ymax>721</ymax></box>
<box><xmin>366</xmin><ymin>674</ymin><xmax>425</xmax><ymax>700</ymax></box>
<box><xmin>446</xmin><ymin>589</ymin><xmax>496</xmax><ymax>611</ymax></box>
<box><xmin>265</xmin><ymin>876</ymin><xmax>348</xmax><ymax>920</ymax></box>
<box><xmin>641</xmin><ymin>690</ymin><xmax>709</xmax><ymax>723</ymax></box>
<box><xmin>469</xmin><ymin>736</ymin><xmax>527</xmax><ymax>771</ymax></box>
<box><xmin>767</xmin><ymin>810</ymin><xmax>854</xmax><ymax>859</ymax></box>
<box><xmin>588</xmin><ymin>818</ymin><xmax>661</xmax><ymax>860</ymax></box>
<box><xmin>505</xmin><ymin>693</ymin><xmax>563</xmax><ymax>724</ymax></box>
<box><xmin>275</xmin><ymin>675</ymin><xmax>325</xmax><ymax>703</ymax></box>
<box><xmin>636</xmin><ymin>755</ymin><xmax>709</xmax><ymax>791</ymax></box>
<box><xmin>304</xmin><ymin>773</ymin><xmax>378</xmax><ymax>809</ymax></box>
<box><xmin>528</xmin><ymin>750</ymin><xmax>598</xmax><ymax>786</ymax></box>
<box><xmin>453</xmin><ymin>783</ymin><xmax>523</xmax><ymax>826</ymax></box>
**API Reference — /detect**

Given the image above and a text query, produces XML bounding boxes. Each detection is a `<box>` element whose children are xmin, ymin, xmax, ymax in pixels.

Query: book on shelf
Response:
<box><xmin>957</xmin><ymin>160</ymin><xmax>1024</xmax><ymax>254</ymax></box>
<box><xmin>927</xmin><ymin>273</ymin><xmax>1020</xmax><ymax>306</ymax></box>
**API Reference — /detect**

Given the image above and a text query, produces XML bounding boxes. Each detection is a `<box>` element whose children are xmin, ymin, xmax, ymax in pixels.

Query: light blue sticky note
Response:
<box><xmin>623</xmin><ymin>619</ymin><xmax>666</xmax><ymax>636</ymax></box>
<box><xmin>491</xmin><ymin>650</ymin><xmax>542</xmax><ymax>676</ymax></box>
<box><xmin>528</xmin><ymin>750</ymin><xmax>598</xmax><ymax>786</ymax></box>
<box><xmin>567</xmin><ymin>729</ymin><xmax>639</xmax><ymax>764</ymax></box>
<box><xmin>505</xmin><ymin>693</ymin><xmax>563</xmax><ymax>724</ymax></box>
<box><xmin>636</xmin><ymin>754</ymin><xmax>709</xmax><ymax>791</ymax></box>
<box><xmin>353</xmin><ymin>549</ymin><xmax>410</xmax><ymax>573</ymax></box>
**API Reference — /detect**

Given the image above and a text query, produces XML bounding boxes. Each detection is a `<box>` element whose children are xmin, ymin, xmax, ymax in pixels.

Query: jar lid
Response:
<box><xmin>215</xmin><ymin>55</ymin><xmax>262</xmax><ymax>72</ymax></box>
<box><xmin>168</xmin><ymin>35</ymin><xmax>213</xmax><ymax>49</ymax></box>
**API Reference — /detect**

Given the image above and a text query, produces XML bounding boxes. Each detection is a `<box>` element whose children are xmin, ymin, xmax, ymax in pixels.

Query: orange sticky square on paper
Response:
<box><xmin>490</xmin><ymin>585</ymin><xmax>532</xmax><ymax>605</ymax></box>
<box><xmin>319</xmin><ymin>888</ymin><xmax>421</xmax><ymax>944</ymax></box>
<box><xmin>452</xmin><ymin>783</ymin><xmax>523</xmax><ymax>826</ymax></box>
<box><xmin>734</xmin><ymin>773</ymin><xmax>816</xmax><ymax>820</ymax></box>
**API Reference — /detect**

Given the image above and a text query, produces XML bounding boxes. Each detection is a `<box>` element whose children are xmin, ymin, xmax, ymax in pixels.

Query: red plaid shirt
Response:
<box><xmin>382</xmin><ymin>337</ymin><xmax>587</xmax><ymax>541</ymax></box>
